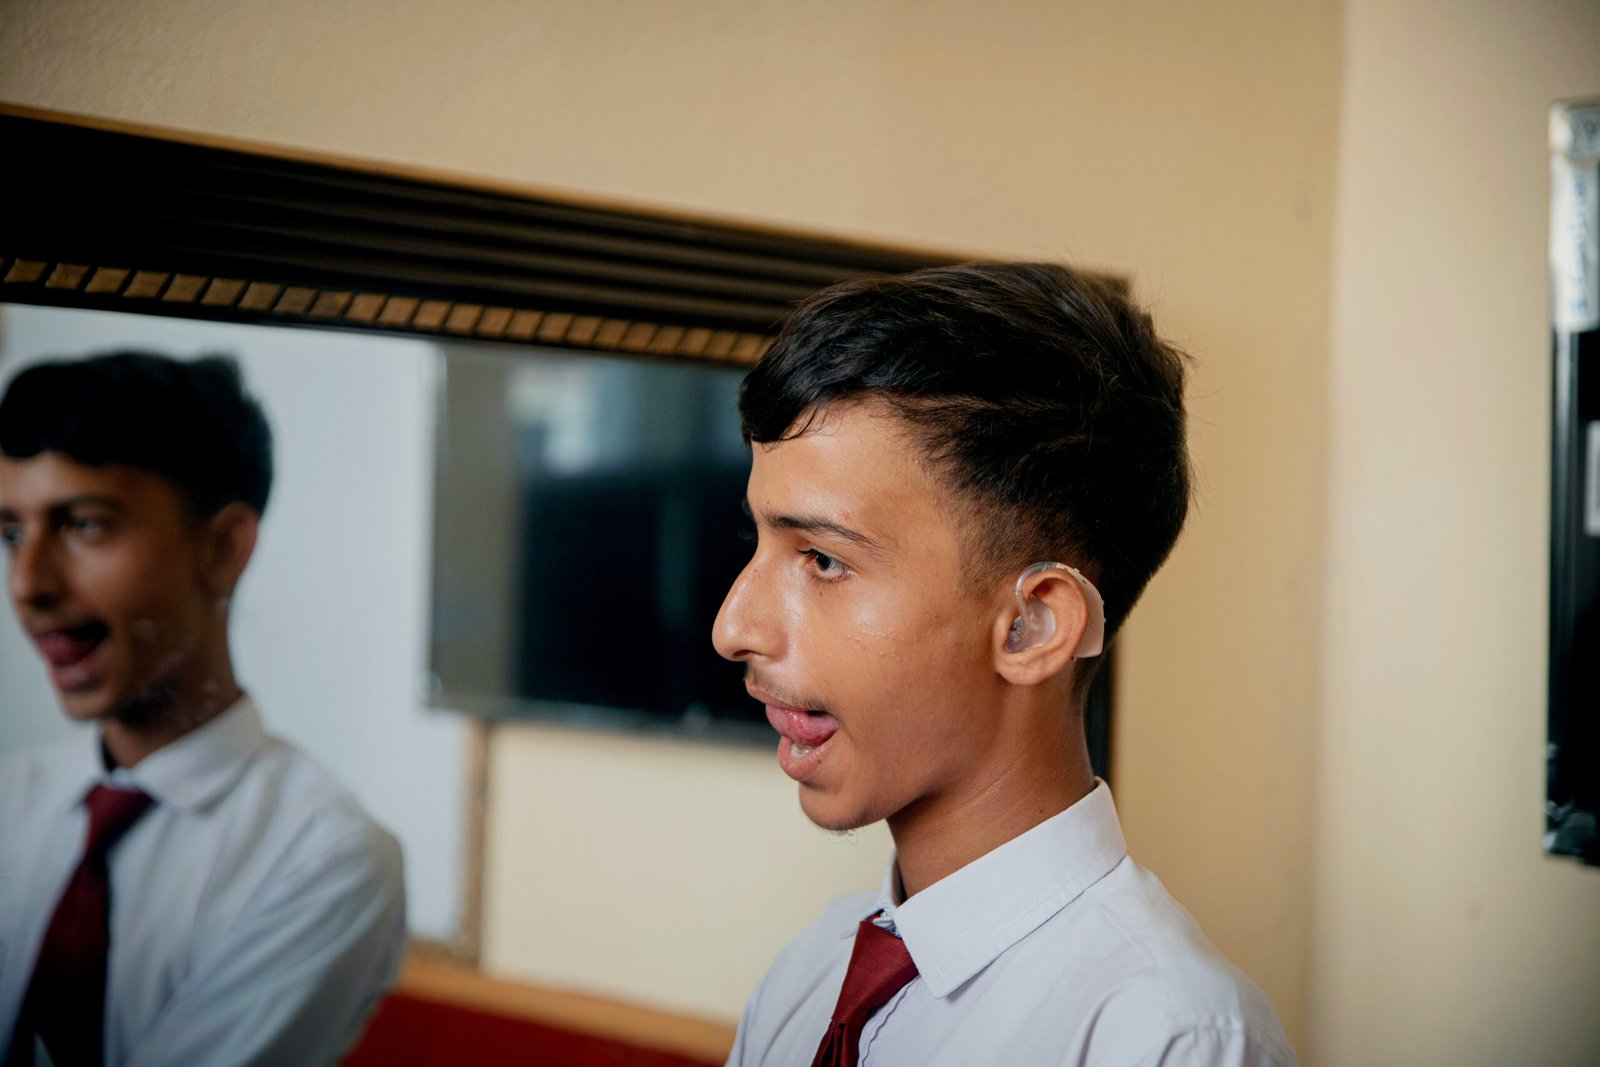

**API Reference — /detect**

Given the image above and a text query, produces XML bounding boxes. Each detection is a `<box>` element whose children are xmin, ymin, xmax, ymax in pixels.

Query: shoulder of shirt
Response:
<box><xmin>1059</xmin><ymin>857</ymin><xmax>1295</xmax><ymax>1062</ymax></box>
<box><xmin>0</xmin><ymin>727</ymin><xmax>400</xmax><ymax>890</ymax></box>
<box><xmin>246</xmin><ymin>735</ymin><xmax>401</xmax><ymax>865</ymax></box>
<box><xmin>140</xmin><ymin>728</ymin><xmax>403</xmax><ymax>911</ymax></box>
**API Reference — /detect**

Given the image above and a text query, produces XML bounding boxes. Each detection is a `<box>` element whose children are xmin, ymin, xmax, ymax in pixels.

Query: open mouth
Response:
<box><xmin>35</xmin><ymin>620</ymin><xmax>110</xmax><ymax>670</ymax></box>
<box><xmin>747</xmin><ymin>678</ymin><xmax>840</xmax><ymax>781</ymax></box>
<box><xmin>763</xmin><ymin>702</ymin><xmax>840</xmax><ymax>782</ymax></box>
<box><xmin>765</xmin><ymin>704</ymin><xmax>839</xmax><ymax>756</ymax></box>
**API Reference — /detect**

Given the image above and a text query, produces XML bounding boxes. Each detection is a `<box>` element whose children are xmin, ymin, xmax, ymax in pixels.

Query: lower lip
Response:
<box><xmin>776</xmin><ymin>732</ymin><xmax>832</xmax><ymax>783</ymax></box>
<box><xmin>777</xmin><ymin>735</ymin><xmax>838</xmax><ymax>783</ymax></box>
<box><xmin>46</xmin><ymin>640</ymin><xmax>108</xmax><ymax>693</ymax></box>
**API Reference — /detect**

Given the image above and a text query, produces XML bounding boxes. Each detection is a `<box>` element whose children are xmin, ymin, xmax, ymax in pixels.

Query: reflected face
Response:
<box><xmin>712</xmin><ymin>404</ymin><xmax>1002</xmax><ymax>832</ymax></box>
<box><xmin>0</xmin><ymin>453</ymin><xmax>219</xmax><ymax>722</ymax></box>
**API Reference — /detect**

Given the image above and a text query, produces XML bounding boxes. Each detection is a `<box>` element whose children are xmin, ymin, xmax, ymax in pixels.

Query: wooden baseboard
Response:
<box><xmin>393</xmin><ymin>957</ymin><xmax>737</xmax><ymax>1063</ymax></box>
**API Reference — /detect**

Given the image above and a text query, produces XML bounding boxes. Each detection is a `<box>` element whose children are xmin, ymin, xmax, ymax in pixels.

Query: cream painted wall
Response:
<box><xmin>1310</xmin><ymin>3</ymin><xmax>1600</xmax><ymax>1065</ymax></box>
<box><xmin>0</xmin><ymin>0</ymin><xmax>1341</xmax><ymax>1040</ymax></box>
<box><xmin>482</xmin><ymin>723</ymin><xmax>892</xmax><ymax>1021</ymax></box>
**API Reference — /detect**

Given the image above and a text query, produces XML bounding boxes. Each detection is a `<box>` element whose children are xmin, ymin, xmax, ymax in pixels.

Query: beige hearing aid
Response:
<box><xmin>1004</xmin><ymin>562</ymin><xmax>1106</xmax><ymax>658</ymax></box>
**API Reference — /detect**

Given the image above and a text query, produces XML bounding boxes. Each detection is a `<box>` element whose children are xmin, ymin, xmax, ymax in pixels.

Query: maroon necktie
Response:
<box><xmin>810</xmin><ymin>918</ymin><xmax>919</xmax><ymax>1067</ymax></box>
<box><xmin>17</xmin><ymin>785</ymin><xmax>155</xmax><ymax>1067</ymax></box>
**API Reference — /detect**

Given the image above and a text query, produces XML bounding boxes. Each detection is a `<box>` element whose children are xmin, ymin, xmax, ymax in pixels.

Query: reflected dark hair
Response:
<box><xmin>740</xmin><ymin>261</ymin><xmax>1191</xmax><ymax>636</ymax></box>
<box><xmin>0</xmin><ymin>350</ymin><xmax>273</xmax><ymax>516</ymax></box>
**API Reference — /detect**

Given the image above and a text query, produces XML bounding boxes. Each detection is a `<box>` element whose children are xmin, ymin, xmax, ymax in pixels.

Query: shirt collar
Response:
<box><xmin>865</xmin><ymin>779</ymin><xmax>1129</xmax><ymax>999</ymax></box>
<box><xmin>47</xmin><ymin>726</ymin><xmax>107</xmax><ymax>818</ymax></box>
<box><xmin>98</xmin><ymin>695</ymin><xmax>270</xmax><ymax>813</ymax></box>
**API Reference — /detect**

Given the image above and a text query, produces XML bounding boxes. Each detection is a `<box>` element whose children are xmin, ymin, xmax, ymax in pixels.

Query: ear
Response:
<box><xmin>200</xmin><ymin>502</ymin><xmax>260</xmax><ymax>600</ymax></box>
<box><xmin>990</xmin><ymin>567</ymin><xmax>1092</xmax><ymax>686</ymax></box>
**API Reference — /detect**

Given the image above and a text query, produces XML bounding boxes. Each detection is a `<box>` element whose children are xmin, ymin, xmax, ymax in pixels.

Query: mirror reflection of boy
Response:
<box><xmin>716</xmin><ymin>264</ymin><xmax>1295</xmax><ymax>1066</ymax></box>
<box><xmin>0</xmin><ymin>353</ymin><xmax>405</xmax><ymax>1066</ymax></box>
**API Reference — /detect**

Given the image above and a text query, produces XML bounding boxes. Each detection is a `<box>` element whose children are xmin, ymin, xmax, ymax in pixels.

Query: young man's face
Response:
<box><xmin>713</xmin><ymin>403</ymin><xmax>1006</xmax><ymax>832</ymax></box>
<box><xmin>0</xmin><ymin>452</ymin><xmax>223</xmax><ymax>722</ymax></box>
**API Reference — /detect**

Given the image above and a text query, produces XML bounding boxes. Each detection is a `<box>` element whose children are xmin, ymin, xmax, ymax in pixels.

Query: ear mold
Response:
<box><xmin>1004</xmin><ymin>562</ymin><xmax>1106</xmax><ymax>658</ymax></box>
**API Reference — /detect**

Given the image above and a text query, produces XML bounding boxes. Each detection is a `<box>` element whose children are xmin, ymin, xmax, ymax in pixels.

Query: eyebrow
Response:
<box><xmin>744</xmin><ymin>499</ymin><xmax>891</xmax><ymax>555</ymax></box>
<box><xmin>0</xmin><ymin>495</ymin><xmax>128</xmax><ymax>521</ymax></box>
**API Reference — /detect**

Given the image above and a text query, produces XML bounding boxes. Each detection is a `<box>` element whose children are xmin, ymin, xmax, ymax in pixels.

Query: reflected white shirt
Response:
<box><xmin>728</xmin><ymin>782</ymin><xmax>1296</xmax><ymax>1066</ymax></box>
<box><xmin>0</xmin><ymin>697</ymin><xmax>406</xmax><ymax>1067</ymax></box>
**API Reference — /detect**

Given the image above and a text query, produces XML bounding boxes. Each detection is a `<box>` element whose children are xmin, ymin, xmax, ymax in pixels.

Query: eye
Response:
<box><xmin>0</xmin><ymin>523</ymin><xmax>19</xmax><ymax>551</ymax></box>
<box><xmin>799</xmin><ymin>548</ymin><xmax>851</xmax><ymax>581</ymax></box>
<box><xmin>64</xmin><ymin>514</ymin><xmax>112</xmax><ymax>541</ymax></box>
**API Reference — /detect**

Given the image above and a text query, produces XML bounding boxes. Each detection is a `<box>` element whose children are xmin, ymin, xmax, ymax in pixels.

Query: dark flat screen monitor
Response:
<box><xmin>429</xmin><ymin>344</ymin><xmax>761</xmax><ymax>740</ymax></box>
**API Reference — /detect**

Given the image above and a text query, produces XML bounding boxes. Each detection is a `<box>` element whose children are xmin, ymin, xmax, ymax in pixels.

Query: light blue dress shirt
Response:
<box><xmin>0</xmin><ymin>697</ymin><xmax>406</xmax><ymax>1066</ymax></box>
<box><xmin>728</xmin><ymin>781</ymin><xmax>1296</xmax><ymax>1066</ymax></box>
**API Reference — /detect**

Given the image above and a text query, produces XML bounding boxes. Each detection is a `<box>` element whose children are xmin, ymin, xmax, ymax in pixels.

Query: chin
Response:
<box><xmin>798</xmin><ymin>788</ymin><xmax>885</xmax><ymax>833</ymax></box>
<box><xmin>56</xmin><ymin>690</ymin><xmax>118</xmax><ymax>722</ymax></box>
<box><xmin>56</xmin><ymin>676</ymin><xmax>163</xmax><ymax>726</ymax></box>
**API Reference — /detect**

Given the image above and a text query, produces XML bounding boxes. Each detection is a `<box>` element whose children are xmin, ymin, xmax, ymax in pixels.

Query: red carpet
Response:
<box><xmin>345</xmin><ymin>992</ymin><xmax>721</xmax><ymax>1067</ymax></box>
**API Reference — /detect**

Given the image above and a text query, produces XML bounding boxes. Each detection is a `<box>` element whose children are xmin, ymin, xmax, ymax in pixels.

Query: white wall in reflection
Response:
<box><xmin>0</xmin><ymin>303</ymin><xmax>465</xmax><ymax>943</ymax></box>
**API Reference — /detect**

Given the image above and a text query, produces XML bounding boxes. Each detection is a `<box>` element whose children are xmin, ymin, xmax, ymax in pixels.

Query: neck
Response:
<box><xmin>888</xmin><ymin>702</ymin><xmax>1095</xmax><ymax>899</ymax></box>
<box><xmin>100</xmin><ymin>653</ymin><xmax>242</xmax><ymax>769</ymax></box>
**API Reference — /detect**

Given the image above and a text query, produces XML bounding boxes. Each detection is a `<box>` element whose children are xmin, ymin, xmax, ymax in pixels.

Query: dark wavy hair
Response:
<box><xmin>0</xmin><ymin>350</ymin><xmax>273</xmax><ymax>516</ymax></box>
<box><xmin>740</xmin><ymin>261</ymin><xmax>1191</xmax><ymax>638</ymax></box>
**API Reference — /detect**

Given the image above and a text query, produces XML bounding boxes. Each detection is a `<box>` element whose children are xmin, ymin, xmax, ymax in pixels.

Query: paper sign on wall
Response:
<box><xmin>1552</xmin><ymin>102</ymin><xmax>1600</xmax><ymax>334</ymax></box>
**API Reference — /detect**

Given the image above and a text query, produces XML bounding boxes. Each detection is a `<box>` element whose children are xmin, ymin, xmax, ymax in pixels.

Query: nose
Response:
<box><xmin>712</xmin><ymin>556</ymin><xmax>780</xmax><ymax>663</ymax></box>
<box><xmin>8</xmin><ymin>529</ymin><xmax>66</xmax><ymax>611</ymax></box>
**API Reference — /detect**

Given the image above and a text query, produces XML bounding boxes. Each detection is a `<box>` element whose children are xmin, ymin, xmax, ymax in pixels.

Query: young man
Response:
<box><xmin>715</xmin><ymin>264</ymin><xmax>1295</xmax><ymax>1066</ymax></box>
<box><xmin>0</xmin><ymin>353</ymin><xmax>405</xmax><ymax>1066</ymax></box>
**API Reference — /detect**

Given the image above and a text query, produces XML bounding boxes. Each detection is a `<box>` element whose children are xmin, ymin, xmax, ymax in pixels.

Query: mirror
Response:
<box><xmin>0</xmin><ymin>302</ymin><xmax>473</xmax><ymax>945</ymax></box>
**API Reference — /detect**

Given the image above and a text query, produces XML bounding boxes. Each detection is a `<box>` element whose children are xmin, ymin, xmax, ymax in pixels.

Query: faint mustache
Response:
<box><xmin>743</xmin><ymin>667</ymin><xmax>828</xmax><ymax>715</ymax></box>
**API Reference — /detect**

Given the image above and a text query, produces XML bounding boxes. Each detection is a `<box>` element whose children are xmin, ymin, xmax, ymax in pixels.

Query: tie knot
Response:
<box><xmin>82</xmin><ymin>784</ymin><xmax>154</xmax><ymax>860</ymax></box>
<box><xmin>832</xmin><ymin>919</ymin><xmax>919</xmax><ymax>1027</ymax></box>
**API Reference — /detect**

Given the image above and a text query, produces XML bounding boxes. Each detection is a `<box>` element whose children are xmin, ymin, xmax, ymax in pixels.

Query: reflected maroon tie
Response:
<box><xmin>20</xmin><ymin>785</ymin><xmax>155</xmax><ymax>1067</ymax></box>
<box><xmin>810</xmin><ymin>918</ymin><xmax>919</xmax><ymax>1067</ymax></box>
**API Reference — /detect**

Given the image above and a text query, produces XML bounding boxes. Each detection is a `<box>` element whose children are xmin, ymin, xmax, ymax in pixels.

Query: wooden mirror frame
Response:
<box><xmin>0</xmin><ymin>106</ymin><xmax>949</xmax><ymax>360</ymax></box>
